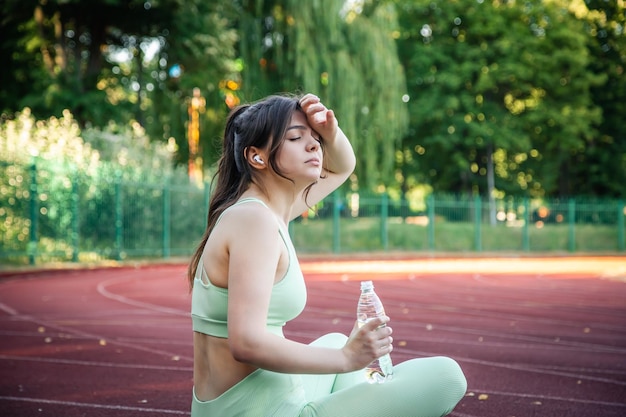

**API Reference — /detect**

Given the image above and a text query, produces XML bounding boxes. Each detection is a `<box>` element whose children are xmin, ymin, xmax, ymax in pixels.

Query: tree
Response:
<box><xmin>517</xmin><ymin>0</ymin><xmax>604</xmax><ymax>197</ymax></box>
<box><xmin>0</xmin><ymin>0</ymin><xmax>240</xmax><ymax>175</ymax></box>
<box><xmin>0</xmin><ymin>0</ymin><xmax>179</xmax><ymax>125</ymax></box>
<box><xmin>146</xmin><ymin>1</ymin><xmax>239</xmax><ymax>170</ymax></box>
<box><xmin>236</xmin><ymin>0</ymin><xmax>409</xmax><ymax>190</ymax></box>
<box><xmin>573</xmin><ymin>0</ymin><xmax>626</xmax><ymax>197</ymax></box>
<box><xmin>396</xmin><ymin>0</ymin><xmax>603</xmax><ymax>199</ymax></box>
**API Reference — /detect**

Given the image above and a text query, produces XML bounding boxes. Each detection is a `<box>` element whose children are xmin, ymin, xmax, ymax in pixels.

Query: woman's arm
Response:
<box><xmin>224</xmin><ymin>205</ymin><xmax>391</xmax><ymax>374</ymax></box>
<box><xmin>291</xmin><ymin>94</ymin><xmax>356</xmax><ymax>219</ymax></box>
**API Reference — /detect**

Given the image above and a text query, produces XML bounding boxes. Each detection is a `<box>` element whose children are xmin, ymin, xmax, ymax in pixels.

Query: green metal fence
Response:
<box><xmin>289</xmin><ymin>193</ymin><xmax>625</xmax><ymax>254</ymax></box>
<box><xmin>1</xmin><ymin>160</ymin><xmax>624</xmax><ymax>265</ymax></box>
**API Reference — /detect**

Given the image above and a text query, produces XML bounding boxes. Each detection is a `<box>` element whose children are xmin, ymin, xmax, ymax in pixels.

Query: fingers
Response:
<box><xmin>299</xmin><ymin>94</ymin><xmax>339</xmax><ymax>138</ymax></box>
<box><xmin>362</xmin><ymin>317</ymin><xmax>393</xmax><ymax>355</ymax></box>
<box><xmin>377</xmin><ymin>334</ymin><xmax>394</xmax><ymax>355</ymax></box>
<box><xmin>344</xmin><ymin>318</ymin><xmax>394</xmax><ymax>370</ymax></box>
<box><xmin>376</xmin><ymin>330</ymin><xmax>393</xmax><ymax>358</ymax></box>
<box><xmin>300</xmin><ymin>94</ymin><xmax>328</xmax><ymax>116</ymax></box>
<box><xmin>363</xmin><ymin>315</ymin><xmax>390</xmax><ymax>331</ymax></box>
<box><xmin>299</xmin><ymin>93</ymin><xmax>320</xmax><ymax>107</ymax></box>
<box><xmin>377</xmin><ymin>325</ymin><xmax>393</xmax><ymax>346</ymax></box>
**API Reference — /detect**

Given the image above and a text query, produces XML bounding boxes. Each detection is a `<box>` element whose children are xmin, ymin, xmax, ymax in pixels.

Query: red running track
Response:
<box><xmin>0</xmin><ymin>256</ymin><xmax>625</xmax><ymax>417</ymax></box>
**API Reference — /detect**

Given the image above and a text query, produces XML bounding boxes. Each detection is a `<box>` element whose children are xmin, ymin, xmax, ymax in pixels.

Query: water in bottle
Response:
<box><xmin>357</xmin><ymin>280</ymin><xmax>393</xmax><ymax>383</ymax></box>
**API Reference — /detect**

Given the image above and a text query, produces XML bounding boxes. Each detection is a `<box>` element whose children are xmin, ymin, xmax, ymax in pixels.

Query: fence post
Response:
<box><xmin>28</xmin><ymin>161</ymin><xmax>38</xmax><ymax>265</ymax></box>
<box><xmin>162</xmin><ymin>179</ymin><xmax>171</xmax><ymax>258</ymax></box>
<box><xmin>522</xmin><ymin>197</ymin><xmax>530</xmax><ymax>252</ymax></box>
<box><xmin>618</xmin><ymin>201</ymin><xmax>625</xmax><ymax>252</ymax></box>
<box><xmin>381</xmin><ymin>193</ymin><xmax>388</xmax><ymax>251</ymax></box>
<box><xmin>114</xmin><ymin>175</ymin><xmax>123</xmax><ymax>260</ymax></box>
<box><xmin>568</xmin><ymin>199</ymin><xmax>576</xmax><ymax>252</ymax></box>
<box><xmin>333</xmin><ymin>192</ymin><xmax>341</xmax><ymax>254</ymax></box>
<box><xmin>71</xmin><ymin>174</ymin><xmax>79</xmax><ymax>262</ymax></box>
<box><xmin>474</xmin><ymin>195</ymin><xmax>482</xmax><ymax>252</ymax></box>
<box><xmin>427</xmin><ymin>194</ymin><xmax>435</xmax><ymax>250</ymax></box>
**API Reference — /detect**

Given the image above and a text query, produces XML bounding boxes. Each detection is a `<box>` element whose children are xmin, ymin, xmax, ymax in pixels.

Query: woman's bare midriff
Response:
<box><xmin>193</xmin><ymin>332</ymin><xmax>257</xmax><ymax>402</ymax></box>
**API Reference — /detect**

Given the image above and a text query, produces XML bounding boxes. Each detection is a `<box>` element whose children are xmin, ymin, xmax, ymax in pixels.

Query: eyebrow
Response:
<box><xmin>286</xmin><ymin>124</ymin><xmax>307</xmax><ymax>131</ymax></box>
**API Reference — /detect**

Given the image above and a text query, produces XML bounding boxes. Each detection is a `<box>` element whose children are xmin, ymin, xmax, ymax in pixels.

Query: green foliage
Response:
<box><xmin>237</xmin><ymin>0</ymin><xmax>410</xmax><ymax>189</ymax></box>
<box><xmin>0</xmin><ymin>0</ymin><xmax>239</xmax><ymax>173</ymax></box>
<box><xmin>152</xmin><ymin>0</ymin><xmax>240</xmax><ymax>169</ymax></box>
<box><xmin>1</xmin><ymin>0</ymin><xmax>624</xmax><ymax>200</ymax></box>
<box><xmin>0</xmin><ymin>108</ymin><xmax>191</xmax><ymax>261</ymax></box>
<box><xmin>576</xmin><ymin>0</ymin><xmax>626</xmax><ymax>197</ymax></box>
<box><xmin>0</xmin><ymin>0</ymin><xmax>181</xmax><ymax>125</ymax></box>
<box><xmin>0</xmin><ymin>108</ymin><xmax>180</xmax><ymax>180</ymax></box>
<box><xmin>396</xmin><ymin>0</ymin><xmax>604</xmax><ymax>197</ymax></box>
<box><xmin>0</xmin><ymin>109</ymin><xmax>96</xmax><ymax>258</ymax></box>
<box><xmin>517</xmin><ymin>1</ymin><xmax>604</xmax><ymax>196</ymax></box>
<box><xmin>1</xmin><ymin>108</ymin><xmax>99</xmax><ymax>169</ymax></box>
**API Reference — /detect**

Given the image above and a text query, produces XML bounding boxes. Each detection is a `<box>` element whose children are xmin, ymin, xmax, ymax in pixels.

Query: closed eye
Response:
<box><xmin>285</xmin><ymin>126</ymin><xmax>322</xmax><ymax>144</ymax></box>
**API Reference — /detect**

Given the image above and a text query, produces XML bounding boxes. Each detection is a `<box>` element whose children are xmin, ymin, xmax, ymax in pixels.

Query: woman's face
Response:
<box><xmin>274</xmin><ymin>110</ymin><xmax>323</xmax><ymax>184</ymax></box>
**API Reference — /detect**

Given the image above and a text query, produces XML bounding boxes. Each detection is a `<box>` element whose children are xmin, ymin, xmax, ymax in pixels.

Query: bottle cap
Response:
<box><xmin>360</xmin><ymin>280</ymin><xmax>374</xmax><ymax>290</ymax></box>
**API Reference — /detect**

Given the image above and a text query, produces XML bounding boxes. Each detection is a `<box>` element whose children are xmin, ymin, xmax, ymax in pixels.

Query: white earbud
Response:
<box><xmin>254</xmin><ymin>155</ymin><xmax>263</xmax><ymax>164</ymax></box>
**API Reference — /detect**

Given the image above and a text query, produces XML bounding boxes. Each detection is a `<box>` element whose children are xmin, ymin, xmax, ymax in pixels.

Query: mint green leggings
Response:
<box><xmin>191</xmin><ymin>333</ymin><xmax>467</xmax><ymax>417</ymax></box>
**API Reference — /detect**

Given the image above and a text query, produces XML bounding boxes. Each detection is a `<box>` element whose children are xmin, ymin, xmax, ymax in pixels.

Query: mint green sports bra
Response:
<box><xmin>191</xmin><ymin>198</ymin><xmax>307</xmax><ymax>338</ymax></box>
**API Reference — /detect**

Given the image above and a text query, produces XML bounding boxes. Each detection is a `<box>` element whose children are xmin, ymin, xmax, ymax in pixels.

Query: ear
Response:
<box><xmin>245</xmin><ymin>146</ymin><xmax>266</xmax><ymax>169</ymax></box>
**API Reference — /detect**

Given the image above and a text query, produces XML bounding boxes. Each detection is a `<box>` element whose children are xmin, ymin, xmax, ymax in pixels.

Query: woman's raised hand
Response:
<box><xmin>299</xmin><ymin>94</ymin><xmax>338</xmax><ymax>140</ymax></box>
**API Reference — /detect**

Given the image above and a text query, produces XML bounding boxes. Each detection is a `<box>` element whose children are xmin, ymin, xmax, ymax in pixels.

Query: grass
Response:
<box><xmin>290</xmin><ymin>217</ymin><xmax>623</xmax><ymax>254</ymax></box>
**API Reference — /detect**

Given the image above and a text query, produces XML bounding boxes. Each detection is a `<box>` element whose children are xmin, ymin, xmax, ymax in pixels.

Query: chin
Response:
<box><xmin>308</xmin><ymin>172</ymin><xmax>323</xmax><ymax>182</ymax></box>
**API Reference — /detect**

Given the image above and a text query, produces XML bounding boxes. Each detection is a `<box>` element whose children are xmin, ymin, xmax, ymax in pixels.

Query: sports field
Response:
<box><xmin>1</xmin><ymin>255</ymin><xmax>625</xmax><ymax>416</ymax></box>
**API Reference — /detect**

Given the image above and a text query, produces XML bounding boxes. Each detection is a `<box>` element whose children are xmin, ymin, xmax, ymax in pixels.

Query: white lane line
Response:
<box><xmin>0</xmin><ymin>301</ymin><xmax>18</xmax><ymax>315</ymax></box>
<box><xmin>96</xmin><ymin>275</ymin><xmax>188</xmax><ymax>317</ymax></box>
<box><xmin>287</xmin><ymin>329</ymin><xmax>626</xmax><ymax>387</ymax></box>
<box><xmin>0</xmin><ymin>312</ymin><xmax>193</xmax><ymax>362</ymax></box>
<box><xmin>0</xmin><ymin>354</ymin><xmax>192</xmax><ymax>371</ymax></box>
<box><xmin>0</xmin><ymin>330</ymin><xmax>191</xmax><ymax>348</ymax></box>
<box><xmin>465</xmin><ymin>389</ymin><xmax>626</xmax><ymax>408</ymax></box>
<box><xmin>0</xmin><ymin>396</ymin><xmax>187</xmax><ymax>414</ymax></box>
<box><xmin>411</xmin><ymin>352</ymin><xmax>626</xmax><ymax>387</ymax></box>
<box><xmin>294</xmin><ymin>311</ymin><xmax>626</xmax><ymax>355</ymax></box>
<box><xmin>0</xmin><ymin>272</ymin><xmax>193</xmax><ymax>363</ymax></box>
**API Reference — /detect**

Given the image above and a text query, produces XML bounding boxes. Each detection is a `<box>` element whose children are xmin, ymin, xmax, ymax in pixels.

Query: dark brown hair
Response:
<box><xmin>187</xmin><ymin>94</ymin><xmax>311</xmax><ymax>288</ymax></box>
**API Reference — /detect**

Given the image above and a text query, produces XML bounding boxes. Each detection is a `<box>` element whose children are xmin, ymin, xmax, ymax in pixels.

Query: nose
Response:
<box><xmin>307</xmin><ymin>133</ymin><xmax>320</xmax><ymax>151</ymax></box>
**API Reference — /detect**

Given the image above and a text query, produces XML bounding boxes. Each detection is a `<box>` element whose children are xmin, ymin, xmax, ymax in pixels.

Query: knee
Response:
<box><xmin>434</xmin><ymin>356</ymin><xmax>467</xmax><ymax>402</ymax></box>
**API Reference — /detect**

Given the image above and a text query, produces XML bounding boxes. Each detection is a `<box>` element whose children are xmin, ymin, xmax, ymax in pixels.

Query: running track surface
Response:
<box><xmin>1</xmin><ymin>256</ymin><xmax>625</xmax><ymax>417</ymax></box>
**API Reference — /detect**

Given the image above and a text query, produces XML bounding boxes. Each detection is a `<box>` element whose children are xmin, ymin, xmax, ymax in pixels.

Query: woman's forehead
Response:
<box><xmin>289</xmin><ymin>110</ymin><xmax>309</xmax><ymax>127</ymax></box>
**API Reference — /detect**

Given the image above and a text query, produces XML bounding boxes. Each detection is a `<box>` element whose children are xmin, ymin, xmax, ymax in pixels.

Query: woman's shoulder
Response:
<box><xmin>217</xmin><ymin>200</ymin><xmax>282</xmax><ymax>260</ymax></box>
<box><xmin>229</xmin><ymin>198</ymin><xmax>273</xmax><ymax>216</ymax></box>
<box><xmin>219</xmin><ymin>199</ymin><xmax>277</xmax><ymax>232</ymax></box>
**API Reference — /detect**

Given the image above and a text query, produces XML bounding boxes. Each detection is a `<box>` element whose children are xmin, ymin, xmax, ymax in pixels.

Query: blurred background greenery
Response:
<box><xmin>1</xmin><ymin>0</ymin><xmax>624</xmax><ymax>263</ymax></box>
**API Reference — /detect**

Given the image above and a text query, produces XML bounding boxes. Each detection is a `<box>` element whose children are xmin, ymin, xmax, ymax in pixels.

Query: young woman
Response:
<box><xmin>188</xmin><ymin>93</ymin><xmax>467</xmax><ymax>416</ymax></box>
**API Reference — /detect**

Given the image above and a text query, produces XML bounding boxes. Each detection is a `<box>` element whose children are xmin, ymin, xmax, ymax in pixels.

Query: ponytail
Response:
<box><xmin>186</xmin><ymin>95</ymin><xmax>301</xmax><ymax>289</ymax></box>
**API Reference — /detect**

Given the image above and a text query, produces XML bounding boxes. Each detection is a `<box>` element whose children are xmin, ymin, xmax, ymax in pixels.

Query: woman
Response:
<box><xmin>188</xmin><ymin>93</ymin><xmax>467</xmax><ymax>416</ymax></box>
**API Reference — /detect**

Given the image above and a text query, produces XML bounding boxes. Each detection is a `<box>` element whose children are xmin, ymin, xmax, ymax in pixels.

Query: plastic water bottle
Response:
<box><xmin>357</xmin><ymin>280</ymin><xmax>393</xmax><ymax>383</ymax></box>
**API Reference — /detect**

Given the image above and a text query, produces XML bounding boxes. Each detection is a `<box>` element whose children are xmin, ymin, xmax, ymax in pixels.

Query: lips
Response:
<box><xmin>306</xmin><ymin>158</ymin><xmax>321</xmax><ymax>166</ymax></box>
